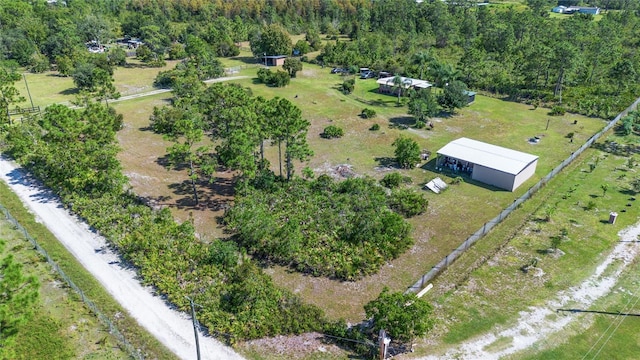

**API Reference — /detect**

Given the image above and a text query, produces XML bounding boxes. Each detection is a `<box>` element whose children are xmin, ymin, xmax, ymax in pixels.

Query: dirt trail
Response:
<box><xmin>420</xmin><ymin>223</ymin><xmax>640</xmax><ymax>360</ymax></box>
<box><xmin>0</xmin><ymin>156</ymin><xmax>244</xmax><ymax>360</ymax></box>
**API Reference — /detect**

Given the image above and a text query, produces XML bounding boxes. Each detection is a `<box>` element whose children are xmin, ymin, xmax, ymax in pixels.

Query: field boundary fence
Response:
<box><xmin>0</xmin><ymin>203</ymin><xmax>144</xmax><ymax>360</ymax></box>
<box><xmin>406</xmin><ymin>96</ymin><xmax>640</xmax><ymax>294</ymax></box>
<box><xmin>224</xmin><ymin>64</ymin><xmax>260</xmax><ymax>75</ymax></box>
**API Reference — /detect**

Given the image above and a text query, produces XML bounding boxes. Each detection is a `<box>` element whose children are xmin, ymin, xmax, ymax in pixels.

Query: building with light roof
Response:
<box><xmin>436</xmin><ymin>138</ymin><xmax>538</xmax><ymax>191</ymax></box>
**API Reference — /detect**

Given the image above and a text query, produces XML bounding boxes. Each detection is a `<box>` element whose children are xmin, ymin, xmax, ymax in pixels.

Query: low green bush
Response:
<box><xmin>361</xmin><ymin>108</ymin><xmax>376</xmax><ymax>119</ymax></box>
<box><xmin>549</xmin><ymin>105</ymin><xmax>566</xmax><ymax>116</ymax></box>
<box><xmin>226</xmin><ymin>176</ymin><xmax>414</xmax><ymax>280</ymax></box>
<box><xmin>380</xmin><ymin>172</ymin><xmax>411</xmax><ymax>189</ymax></box>
<box><xmin>321</xmin><ymin>125</ymin><xmax>344</xmax><ymax>138</ymax></box>
<box><xmin>388</xmin><ymin>188</ymin><xmax>429</xmax><ymax>217</ymax></box>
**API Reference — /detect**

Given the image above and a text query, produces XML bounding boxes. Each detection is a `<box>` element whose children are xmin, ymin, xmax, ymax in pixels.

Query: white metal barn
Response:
<box><xmin>436</xmin><ymin>138</ymin><xmax>538</xmax><ymax>191</ymax></box>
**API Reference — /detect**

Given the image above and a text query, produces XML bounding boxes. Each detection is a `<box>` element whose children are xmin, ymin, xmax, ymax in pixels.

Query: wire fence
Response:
<box><xmin>224</xmin><ymin>64</ymin><xmax>261</xmax><ymax>75</ymax></box>
<box><xmin>0</xmin><ymin>203</ymin><xmax>144</xmax><ymax>360</ymax></box>
<box><xmin>406</xmin><ymin>96</ymin><xmax>640</xmax><ymax>294</ymax></box>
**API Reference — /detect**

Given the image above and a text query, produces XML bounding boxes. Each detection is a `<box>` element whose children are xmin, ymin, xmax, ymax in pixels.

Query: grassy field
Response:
<box><xmin>0</xmin><ymin>180</ymin><xmax>178</xmax><ymax>360</ymax></box>
<box><xmin>13</xmin><ymin>59</ymin><xmax>181</xmax><ymax>109</ymax></box>
<box><xmin>107</xmin><ymin>58</ymin><xmax>605</xmax><ymax>322</ymax></box>
<box><xmin>416</xmin><ymin>128</ymin><xmax>640</xmax><ymax>357</ymax></box>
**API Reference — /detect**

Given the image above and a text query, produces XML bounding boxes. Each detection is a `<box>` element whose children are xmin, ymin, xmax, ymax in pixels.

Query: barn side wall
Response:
<box><xmin>471</xmin><ymin>165</ymin><xmax>515</xmax><ymax>191</ymax></box>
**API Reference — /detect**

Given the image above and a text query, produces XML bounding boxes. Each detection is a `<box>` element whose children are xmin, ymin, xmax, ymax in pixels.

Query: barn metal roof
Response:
<box><xmin>437</xmin><ymin>137</ymin><xmax>538</xmax><ymax>175</ymax></box>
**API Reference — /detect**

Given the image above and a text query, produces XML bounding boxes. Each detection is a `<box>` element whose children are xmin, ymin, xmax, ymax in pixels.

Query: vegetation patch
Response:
<box><xmin>226</xmin><ymin>175</ymin><xmax>414</xmax><ymax>280</ymax></box>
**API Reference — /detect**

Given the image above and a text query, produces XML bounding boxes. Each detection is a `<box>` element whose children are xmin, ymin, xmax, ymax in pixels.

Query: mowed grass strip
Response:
<box><xmin>0</xmin><ymin>179</ymin><xmax>178</xmax><ymax>360</ymax></box>
<box><xmin>419</xmin><ymin>129</ymin><xmax>640</xmax><ymax>356</ymax></box>
<box><xmin>111</xmin><ymin>59</ymin><xmax>606</xmax><ymax>321</ymax></box>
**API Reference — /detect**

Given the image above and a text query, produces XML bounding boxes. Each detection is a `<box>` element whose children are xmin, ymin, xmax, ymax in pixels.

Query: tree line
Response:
<box><xmin>3</xmin><ymin>0</ymin><xmax>640</xmax><ymax>117</ymax></box>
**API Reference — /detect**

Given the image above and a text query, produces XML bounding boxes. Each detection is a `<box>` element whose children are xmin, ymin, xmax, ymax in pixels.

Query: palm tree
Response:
<box><xmin>412</xmin><ymin>51</ymin><xmax>433</xmax><ymax>80</ymax></box>
<box><xmin>430</xmin><ymin>62</ymin><xmax>461</xmax><ymax>88</ymax></box>
<box><xmin>390</xmin><ymin>75</ymin><xmax>408</xmax><ymax>105</ymax></box>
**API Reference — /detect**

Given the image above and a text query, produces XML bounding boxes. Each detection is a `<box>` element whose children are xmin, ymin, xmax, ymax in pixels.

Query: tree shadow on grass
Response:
<box><xmin>169</xmin><ymin>175</ymin><xmax>235</xmax><ymax>212</ymax></box>
<box><xmin>374</xmin><ymin>157</ymin><xmax>397</xmax><ymax>168</ymax></box>
<box><xmin>155</xmin><ymin>154</ymin><xmax>183</xmax><ymax>170</ymax></box>
<box><xmin>353</xmin><ymin>94</ymin><xmax>395</xmax><ymax>108</ymax></box>
<box><xmin>389</xmin><ymin>116</ymin><xmax>414</xmax><ymax>130</ymax></box>
<box><xmin>230</xmin><ymin>56</ymin><xmax>261</xmax><ymax>65</ymax></box>
<box><xmin>59</xmin><ymin>87</ymin><xmax>79</xmax><ymax>95</ymax></box>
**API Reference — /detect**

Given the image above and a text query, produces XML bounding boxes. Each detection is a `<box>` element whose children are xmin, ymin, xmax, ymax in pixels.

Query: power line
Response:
<box><xmin>590</xmin><ymin>292</ymin><xmax>640</xmax><ymax>360</ymax></box>
<box><xmin>580</xmin><ymin>291</ymin><xmax>639</xmax><ymax>360</ymax></box>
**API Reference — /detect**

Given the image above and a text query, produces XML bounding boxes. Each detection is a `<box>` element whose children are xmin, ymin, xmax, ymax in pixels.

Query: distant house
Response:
<box><xmin>553</xmin><ymin>5</ymin><xmax>600</xmax><ymax>15</ymax></box>
<box><xmin>86</xmin><ymin>41</ymin><xmax>105</xmax><ymax>53</ymax></box>
<box><xmin>574</xmin><ymin>6</ymin><xmax>600</xmax><ymax>15</ymax></box>
<box><xmin>116</xmin><ymin>37</ymin><xmax>144</xmax><ymax>49</ymax></box>
<box><xmin>262</xmin><ymin>55</ymin><xmax>287</xmax><ymax>67</ymax></box>
<box><xmin>376</xmin><ymin>76</ymin><xmax>432</xmax><ymax>96</ymax></box>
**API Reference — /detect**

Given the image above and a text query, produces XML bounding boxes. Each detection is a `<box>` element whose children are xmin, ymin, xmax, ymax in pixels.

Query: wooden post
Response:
<box><xmin>379</xmin><ymin>329</ymin><xmax>386</xmax><ymax>360</ymax></box>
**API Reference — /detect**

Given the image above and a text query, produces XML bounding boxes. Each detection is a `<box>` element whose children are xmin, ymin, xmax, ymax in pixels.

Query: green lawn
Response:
<box><xmin>418</xmin><ymin>128</ymin><xmax>640</xmax><ymax>357</ymax></box>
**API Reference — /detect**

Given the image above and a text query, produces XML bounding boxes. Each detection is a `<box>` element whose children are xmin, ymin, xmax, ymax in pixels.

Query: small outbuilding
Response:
<box><xmin>464</xmin><ymin>90</ymin><xmax>476</xmax><ymax>104</ymax></box>
<box><xmin>262</xmin><ymin>55</ymin><xmax>287</xmax><ymax>66</ymax></box>
<box><xmin>436</xmin><ymin>137</ymin><xmax>538</xmax><ymax>191</ymax></box>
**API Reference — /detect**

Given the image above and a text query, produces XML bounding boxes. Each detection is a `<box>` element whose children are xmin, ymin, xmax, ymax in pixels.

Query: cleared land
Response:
<box><xmin>13</xmin><ymin>52</ymin><xmax>632</xmax><ymax>359</ymax></box>
<box><xmin>413</xmin><ymin>128</ymin><xmax>640</xmax><ymax>358</ymax></box>
<box><xmin>108</xmin><ymin>58</ymin><xmax>604</xmax><ymax>321</ymax></box>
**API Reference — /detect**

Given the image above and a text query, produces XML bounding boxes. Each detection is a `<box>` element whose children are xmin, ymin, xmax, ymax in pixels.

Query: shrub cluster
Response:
<box><xmin>361</xmin><ymin>108</ymin><xmax>376</xmax><ymax>119</ymax></box>
<box><xmin>549</xmin><ymin>105</ymin><xmax>566</xmax><ymax>116</ymax></box>
<box><xmin>321</xmin><ymin>125</ymin><xmax>344</xmax><ymax>138</ymax></box>
<box><xmin>380</xmin><ymin>172</ymin><xmax>412</xmax><ymax>189</ymax></box>
<box><xmin>225</xmin><ymin>175</ymin><xmax>415</xmax><ymax>280</ymax></box>
<box><xmin>341</xmin><ymin>78</ymin><xmax>355</xmax><ymax>94</ymax></box>
<box><xmin>257</xmin><ymin>68</ymin><xmax>290</xmax><ymax>87</ymax></box>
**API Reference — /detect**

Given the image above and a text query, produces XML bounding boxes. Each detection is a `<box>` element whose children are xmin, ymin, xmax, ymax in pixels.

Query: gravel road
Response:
<box><xmin>0</xmin><ymin>156</ymin><xmax>244</xmax><ymax>360</ymax></box>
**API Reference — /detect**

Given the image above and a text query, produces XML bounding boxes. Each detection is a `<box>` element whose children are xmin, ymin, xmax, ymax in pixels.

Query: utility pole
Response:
<box><xmin>378</xmin><ymin>329</ymin><xmax>390</xmax><ymax>359</ymax></box>
<box><xmin>186</xmin><ymin>296</ymin><xmax>202</xmax><ymax>360</ymax></box>
<box><xmin>23</xmin><ymin>73</ymin><xmax>34</xmax><ymax>108</ymax></box>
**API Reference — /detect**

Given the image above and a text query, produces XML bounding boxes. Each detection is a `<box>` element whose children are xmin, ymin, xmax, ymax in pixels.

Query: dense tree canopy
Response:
<box><xmin>0</xmin><ymin>0</ymin><xmax>638</xmax><ymax>117</ymax></box>
<box><xmin>365</xmin><ymin>287</ymin><xmax>434</xmax><ymax>343</ymax></box>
